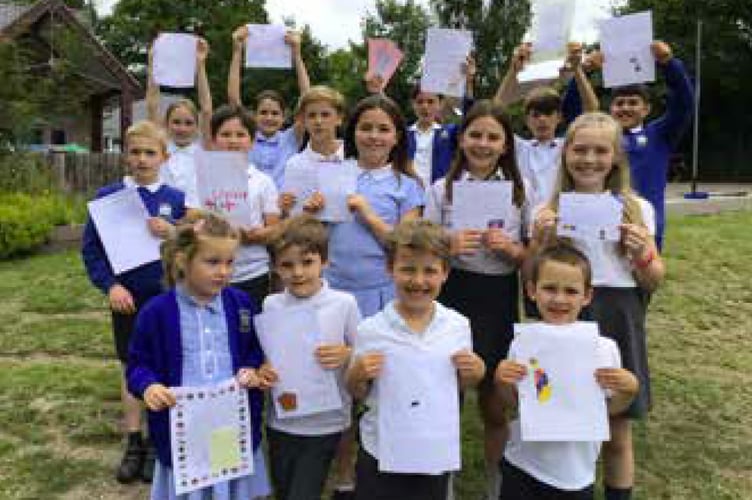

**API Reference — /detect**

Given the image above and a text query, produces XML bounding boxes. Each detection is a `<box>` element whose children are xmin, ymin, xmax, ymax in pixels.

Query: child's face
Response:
<box><xmin>565</xmin><ymin>125</ymin><xmax>615</xmax><ymax>193</ymax></box>
<box><xmin>167</xmin><ymin>105</ymin><xmax>198</xmax><ymax>146</ymax></box>
<box><xmin>459</xmin><ymin>115</ymin><xmax>507</xmax><ymax>176</ymax></box>
<box><xmin>214</xmin><ymin>117</ymin><xmax>254</xmax><ymax>152</ymax></box>
<box><xmin>610</xmin><ymin>95</ymin><xmax>650</xmax><ymax>129</ymax></box>
<box><xmin>303</xmin><ymin>100</ymin><xmax>342</xmax><ymax>144</ymax></box>
<box><xmin>355</xmin><ymin>107</ymin><xmax>398</xmax><ymax>169</ymax></box>
<box><xmin>528</xmin><ymin>260</ymin><xmax>592</xmax><ymax>325</ymax></box>
<box><xmin>256</xmin><ymin>98</ymin><xmax>285</xmax><ymax>137</ymax></box>
<box><xmin>274</xmin><ymin>245</ymin><xmax>325</xmax><ymax>299</ymax></box>
<box><xmin>388</xmin><ymin>247</ymin><xmax>449</xmax><ymax>316</ymax></box>
<box><xmin>126</xmin><ymin>135</ymin><xmax>166</xmax><ymax>185</ymax></box>
<box><xmin>181</xmin><ymin>237</ymin><xmax>238</xmax><ymax>304</ymax></box>
<box><xmin>412</xmin><ymin>92</ymin><xmax>441</xmax><ymax>125</ymax></box>
<box><xmin>525</xmin><ymin>109</ymin><xmax>561</xmax><ymax>142</ymax></box>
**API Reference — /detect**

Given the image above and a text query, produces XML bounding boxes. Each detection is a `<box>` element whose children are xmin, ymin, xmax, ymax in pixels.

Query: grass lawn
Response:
<box><xmin>0</xmin><ymin>210</ymin><xmax>750</xmax><ymax>499</ymax></box>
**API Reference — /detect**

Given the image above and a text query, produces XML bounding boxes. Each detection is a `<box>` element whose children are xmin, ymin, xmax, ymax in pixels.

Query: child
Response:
<box><xmin>570</xmin><ymin>41</ymin><xmax>693</xmax><ymax>249</ymax></box>
<box><xmin>258</xmin><ymin>215</ymin><xmax>361</xmax><ymax>500</ymax></box>
<box><xmin>346</xmin><ymin>219</ymin><xmax>485</xmax><ymax>500</ymax></box>
<box><xmin>495</xmin><ymin>243</ymin><xmax>639</xmax><ymax>499</ymax></box>
<box><xmin>322</xmin><ymin>94</ymin><xmax>425</xmax><ymax>317</ymax></box>
<box><xmin>126</xmin><ymin>212</ymin><xmax>270</xmax><ymax>499</ymax></box>
<box><xmin>407</xmin><ymin>55</ymin><xmax>475</xmax><ymax>187</ymax></box>
<box><xmin>147</xmin><ymin>36</ymin><xmax>212</xmax><ymax>209</ymax></box>
<box><xmin>81</xmin><ymin>120</ymin><xmax>187</xmax><ymax>483</ymax></box>
<box><xmin>228</xmin><ymin>25</ymin><xmax>311</xmax><ymax>189</ymax></box>
<box><xmin>205</xmin><ymin>105</ymin><xmax>281</xmax><ymax>304</ymax></box>
<box><xmin>529</xmin><ymin>112</ymin><xmax>665</xmax><ymax>500</ymax></box>
<box><xmin>423</xmin><ymin>99</ymin><xmax>527</xmax><ymax>500</ymax></box>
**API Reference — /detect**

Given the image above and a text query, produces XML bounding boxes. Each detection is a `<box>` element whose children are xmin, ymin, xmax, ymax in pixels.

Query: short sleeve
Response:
<box><xmin>638</xmin><ymin>197</ymin><xmax>656</xmax><ymax>236</ymax></box>
<box><xmin>595</xmin><ymin>337</ymin><xmax>621</xmax><ymax>369</ymax></box>
<box><xmin>398</xmin><ymin>175</ymin><xmax>426</xmax><ymax>217</ymax></box>
<box><xmin>259</xmin><ymin>173</ymin><xmax>281</xmax><ymax>215</ymax></box>
<box><xmin>343</xmin><ymin>294</ymin><xmax>362</xmax><ymax>346</ymax></box>
<box><xmin>423</xmin><ymin>179</ymin><xmax>446</xmax><ymax>224</ymax></box>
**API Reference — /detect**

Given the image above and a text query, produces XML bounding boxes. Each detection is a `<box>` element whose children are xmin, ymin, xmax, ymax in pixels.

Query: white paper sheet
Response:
<box><xmin>317</xmin><ymin>164</ymin><xmax>358</xmax><ymax>223</ymax></box>
<box><xmin>153</xmin><ymin>33</ymin><xmax>197</xmax><ymax>88</ymax></box>
<box><xmin>512</xmin><ymin>322</ymin><xmax>609</xmax><ymax>442</ymax></box>
<box><xmin>282</xmin><ymin>164</ymin><xmax>318</xmax><ymax>215</ymax></box>
<box><xmin>245</xmin><ymin>24</ymin><xmax>292</xmax><ymax>69</ymax></box>
<box><xmin>195</xmin><ymin>151</ymin><xmax>253</xmax><ymax>227</ymax></box>
<box><xmin>254</xmin><ymin>306</ymin><xmax>343</xmax><ymax>419</ymax></box>
<box><xmin>530</xmin><ymin>0</ymin><xmax>576</xmax><ymax>62</ymax></box>
<box><xmin>367</xmin><ymin>38</ymin><xmax>404</xmax><ymax>87</ymax></box>
<box><xmin>377</xmin><ymin>348</ymin><xmax>462</xmax><ymax>474</ymax></box>
<box><xmin>599</xmin><ymin>11</ymin><xmax>655</xmax><ymax>88</ymax></box>
<box><xmin>557</xmin><ymin>192</ymin><xmax>623</xmax><ymax>242</ymax></box>
<box><xmin>87</xmin><ymin>188</ymin><xmax>161</xmax><ymax>274</ymax></box>
<box><xmin>420</xmin><ymin>28</ymin><xmax>473</xmax><ymax>97</ymax></box>
<box><xmin>451</xmin><ymin>181</ymin><xmax>514</xmax><ymax>233</ymax></box>
<box><xmin>170</xmin><ymin>378</ymin><xmax>255</xmax><ymax>495</ymax></box>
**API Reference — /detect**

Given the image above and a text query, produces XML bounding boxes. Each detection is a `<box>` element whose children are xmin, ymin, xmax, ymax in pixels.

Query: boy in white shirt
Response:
<box><xmin>346</xmin><ymin>219</ymin><xmax>485</xmax><ymax>500</ymax></box>
<box><xmin>495</xmin><ymin>243</ymin><xmax>638</xmax><ymax>499</ymax></box>
<box><xmin>258</xmin><ymin>215</ymin><xmax>361</xmax><ymax>500</ymax></box>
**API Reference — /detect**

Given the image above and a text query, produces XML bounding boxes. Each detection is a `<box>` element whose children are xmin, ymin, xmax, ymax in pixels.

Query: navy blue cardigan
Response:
<box><xmin>407</xmin><ymin>123</ymin><xmax>460</xmax><ymax>183</ymax></box>
<box><xmin>126</xmin><ymin>288</ymin><xmax>264</xmax><ymax>467</ymax></box>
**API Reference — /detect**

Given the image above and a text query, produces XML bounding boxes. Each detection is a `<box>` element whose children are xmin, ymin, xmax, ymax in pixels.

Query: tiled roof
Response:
<box><xmin>0</xmin><ymin>2</ymin><xmax>29</xmax><ymax>32</ymax></box>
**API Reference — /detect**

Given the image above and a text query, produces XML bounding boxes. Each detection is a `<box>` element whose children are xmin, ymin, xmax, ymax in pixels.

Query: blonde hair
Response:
<box><xmin>296</xmin><ymin>85</ymin><xmax>346</xmax><ymax>116</ymax></box>
<box><xmin>385</xmin><ymin>219</ymin><xmax>451</xmax><ymax>267</ymax></box>
<box><xmin>161</xmin><ymin>212</ymin><xmax>239</xmax><ymax>287</ymax></box>
<box><xmin>165</xmin><ymin>98</ymin><xmax>199</xmax><ymax>123</ymax></box>
<box><xmin>548</xmin><ymin>112</ymin><xmax>644</xmax><ymax>227</ymax></box>
<box><xmin>125</xmin><ymin>120</ymin><xmax>169</xmax><ymax>155</ymax></box>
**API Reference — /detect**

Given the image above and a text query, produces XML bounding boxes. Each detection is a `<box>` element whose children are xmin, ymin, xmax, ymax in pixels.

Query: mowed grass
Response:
<box><xmin>0</xmin><ymin>211</ymin><xmax>751</xmax><ymax>499</ymax></box>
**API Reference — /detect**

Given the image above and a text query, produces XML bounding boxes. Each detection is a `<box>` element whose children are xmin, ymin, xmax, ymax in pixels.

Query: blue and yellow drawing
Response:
<box><xmin>529</xmin><ymin>358</ymin><xmax>552</xmax><ymax>403</ymax></box>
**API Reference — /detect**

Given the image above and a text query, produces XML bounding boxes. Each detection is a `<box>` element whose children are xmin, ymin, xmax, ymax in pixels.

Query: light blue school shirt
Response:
<box><xmin>325</xmin><ymin>160</ymin><xmax>425</xmax><ymax>291</ymax></box>
<box><xmin>249</xmin><ymin>127</ymin><xmax>298</xmax><ymax>189</ymax></box>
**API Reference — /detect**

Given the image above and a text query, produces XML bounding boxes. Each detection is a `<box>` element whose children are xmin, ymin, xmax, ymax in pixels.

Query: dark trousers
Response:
<box><xmin>499</xmin><ymin>459</ymin><xmax>594</xmax><ymax>500</ymax></box>
<box><xmin>354</xmin><ymin>449</ymin><xmax>449</xmax><ymax>500</ymax></box>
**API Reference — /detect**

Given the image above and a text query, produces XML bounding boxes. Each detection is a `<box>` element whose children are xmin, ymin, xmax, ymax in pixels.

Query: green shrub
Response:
<box><xmin>0</xmin><ymin>193</ymin><xmax>83</xmax><ymax>259</ymax></box>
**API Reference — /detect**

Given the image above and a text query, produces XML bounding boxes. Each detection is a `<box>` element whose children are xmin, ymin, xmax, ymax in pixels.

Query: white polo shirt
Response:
<box><xmin>515</xmin><ymin>135</ymin><xmax>564</xmax><ymax>209</ymax></box>
<box><xmin>410</xmin><ymin>123</ymin><xmax>441</xmax><ymax>188</ymax></box>
<box><xmin>161</xmin><ymin>140</ymin><xmax>201</xmax><ymax>208</ymax></box>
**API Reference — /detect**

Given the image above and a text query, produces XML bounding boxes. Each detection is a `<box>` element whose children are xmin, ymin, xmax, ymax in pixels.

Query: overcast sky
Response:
<box><xmin>94</xmin><ymin>0</ymin><xmax>616</xmax><ymax>51</ymax></box>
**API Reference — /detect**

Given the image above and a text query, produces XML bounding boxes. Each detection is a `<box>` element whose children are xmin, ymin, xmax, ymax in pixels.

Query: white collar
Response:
<box><xmin>459</xmin><ymin>169</ymin><xmax>503</xmax><ymax>182</ymax></box>
<box><xmin>628</xmin><ymin>125</ymin><xmax>645</xmax><ymax>134</ymax></box>
<box><xmin>359</xmin><ymin>163</ymin><xmax>393</xmax><ymax>180</ymax></box>
<box><xmin>123</xmin><ymin>176</ymin><xmax>162</xmax><ymax>192</ymax></box>
<box><xmin>168</xmin><ymin>140</ymin><xmax>199</xmax><ymax>155</ymax></box>
<box><xmin>409</xmin><ymin>122</ymin><xmax>442</xmax><ymax>133</ymax></box>
<box><xmin>282</xmin><ymin>279</ymin><xmax>329</xmax><ymax>303</ymax></box>
<box><xmin>531</xmin><ymin>137</ymin><xmax>562</xmax><ymax>148</ymax></box>
<box><xmin>304</xmin><ymin>141</ymin><xmax>345</xmax><ymax>162</ymax></box>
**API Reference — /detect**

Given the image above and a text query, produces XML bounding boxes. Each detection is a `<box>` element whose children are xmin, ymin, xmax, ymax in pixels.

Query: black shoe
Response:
<box><xmin>141</xmin><ymin>440</ymin><xmax>156</xmax><ymax>483</ymax></box>
<box><xmin>116</xmin><ymin>438</ymin><xmax>144</xmax><ymax>484</ymax></box>
<box><xmin>331</xmin><ymin>489</ymin><xmax>356</xmax><ymax>500</ymax></box>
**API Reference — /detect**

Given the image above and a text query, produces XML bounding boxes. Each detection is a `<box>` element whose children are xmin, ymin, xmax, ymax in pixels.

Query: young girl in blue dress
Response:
<box><xmin>127</xmin><ymin>212</ymin><xmax>271</xmax><ymax>500</ymax></box>
<box><xmin>324</xmin><ymin>95</ymin><xmax>425</xmax><ymax>317</ymax></box>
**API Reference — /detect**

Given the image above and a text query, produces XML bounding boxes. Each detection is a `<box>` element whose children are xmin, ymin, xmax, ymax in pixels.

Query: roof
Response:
<box><xmin>0</xmin><ymin>2</ymin><xmax>26</xmax><ymax>31</ymax></box>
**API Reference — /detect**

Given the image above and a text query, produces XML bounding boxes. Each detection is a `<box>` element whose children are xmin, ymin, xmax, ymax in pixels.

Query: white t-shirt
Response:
<box><xmin>504</xmin><ymin>333</ymin><xmax>621</xmax><ymax>490</ymax></box>
<box><xmin>161</xmin><ymin>141</ymin><xmax>201</xmax><ymax>208</ymax></box>
<box><xmin>353</xmin><ymin>301</ymin><xmax>472</xmax><ymax>459</ymax></box>
<box><xmin>515</xmin><ymin>136</ymin><xmax>564</xmax><ymax>209</ymax></box>
<box><xmin>231</xmin><ymin>164</ymin><xmax>279</xmax><ymax>282</ymax></box>
<box><xmin>424</xmin><ymin>171</ymin><xmax>532</xmax><ymax>275</ymax></box>
<box><xmin>263</xmin><ymin>281</ymin><xmax>361</xmax><ymax>436</ymax></box>
<box><xmin>410</xmin><ymin>123</ymin><xmax>441</xmax><ymax>188</ymax></box>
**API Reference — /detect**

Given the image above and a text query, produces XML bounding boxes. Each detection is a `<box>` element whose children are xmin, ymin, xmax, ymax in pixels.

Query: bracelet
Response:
<box><xmin>633</xmin><ymin>249</ymin><xmax>655</xmax><ymax>269</ymax></box>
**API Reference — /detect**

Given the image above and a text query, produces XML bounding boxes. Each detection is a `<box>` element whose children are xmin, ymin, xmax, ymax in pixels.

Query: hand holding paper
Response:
<box><xmin>599</xmin><ymin>11</ymin><xmax>655</xmax><ymax>87</ymax></box>
<box><xmin>144</xmin><ymin>383</ymin><xmax>176</xmax><ymax>411</ymax></box>
<box><xmin>495</xmin><ymin>359</ymin><xmax>527</xmax><ymax>386</ymax></box>
<box><xmin>236</xmin><ymin>367</ymin><xmax>261</xmax><ymax>388</ymax></box>
<box><xmin>245</xmin><ymin>24</ymin><xmax>292</xmax><ymax>69</ymax></box>
<box><xmin>351</xmin><ymin>352</ymin><xmax>385</xmax><ymax>382</ymax></box>
<box><xmin>451</xmin><ymin>350</ymin><xmax>485</xmax><ymax>386</ymax></box>
<box><xmin>316</xmin><ymin>344</ymin><xmax>352</xmax><ymax>370</ymax></box>
<box><xmin>258</xmin><ymin>363</ymin><xmax>279</xmax><ymax>390</ymax></box>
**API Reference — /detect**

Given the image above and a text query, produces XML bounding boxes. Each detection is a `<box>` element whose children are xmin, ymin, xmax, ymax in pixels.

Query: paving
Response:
<box><xmin>665</xmin><ymin>182</ymin><xmax>752</xmax><ymax>215</ymax></box>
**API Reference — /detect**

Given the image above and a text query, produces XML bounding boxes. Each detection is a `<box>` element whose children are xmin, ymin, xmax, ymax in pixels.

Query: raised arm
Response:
<box><xmin>493</xmin><ymin>43</ymin><xmax>529</xmax><ymax>107</ymax></box>
<box><xmin>286</xmin><ymin>30</ymin><xmax>310</xmax><ymax>143</ymax></box>
<box><xmin>464</xmin><ymin>53</ymin><xmax>476</xmax><ymax>100</ymax></box>
<box><xmin>227</xmin><ymin>25</ymin><xmax>247</xmax><ymax>108</ymax></box>
<box><xmin>651</xmin><ymin>41</ymin><xmax>694</xmax><ymax>143</ymax></box>
<box><xmin>196</xmin><ymin>37</ymin><xmax>212</xmax><ymax>141</ymax></box>
<box><xmin>567</xmin><ymin>43</ymin><xmax>599</xmax><ymax>113</ymax></box>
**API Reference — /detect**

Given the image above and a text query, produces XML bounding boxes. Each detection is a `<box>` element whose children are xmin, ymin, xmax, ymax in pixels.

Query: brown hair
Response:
<box><xmin>125</xmin><ymin>120</ymin><xmax>169</xmax><ymax>155</ymax></box>
<box><xmin>385</xmin><ymin>219</ymin><xmax>451</xmax><ymax>267</ymax></box>
<box><xmin>165</xmin><ymin>98</ymin><xmax>199</xmax><ymax>123</ymax></box>
<box><xmin>161</xmin><ymin>212</ymin><xmax>239</xmax><ymax>287</ymax></box>
<box><xmin>210</xmin><ymin>105</ymin><xmax>256</xmax><ymax>139</ymax></box>
<box><xmin>269</xmin><ymin>215</ymin><xmax>329</xmax><ymax>263</ymax></box>
<box><xmin>523</xmin><ymin>87</ymin><xmax>562</xmax><ymax>115</ymax></box>
<box><xmin>530</xmin><ymin>241</ymin><xmax>592</xmax><ymax>290</ymax></box>
<box><xmin>256</xmin><ymin>90</ymin><xmax>286</xmax><ymax>113</ymax></box>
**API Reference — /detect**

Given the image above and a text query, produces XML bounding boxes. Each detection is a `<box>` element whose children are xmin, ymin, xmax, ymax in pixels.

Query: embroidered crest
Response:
<box><xmin>239</xmin><ymin>309</ymin><xmax>252</xmax><ymax>333</ymax></box>
<box><xmin>636</xmin><ymin>135</ymin><xmax>648</xmax><ymax>147</ymax></box>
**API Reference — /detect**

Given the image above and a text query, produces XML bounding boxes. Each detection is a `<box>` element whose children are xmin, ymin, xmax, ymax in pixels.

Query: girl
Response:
<box><xmin>529</xmin><ymin>112</ymin><xmax>665</xmax><ymax>500</ymax></box>
<box><xmin>127</xmin><ymin>212</ymin><xmax>270</xmax><ymax>500</ymax></box>
<box><xmin>423</xmin><ymin>99</ymin><xmax>528</xmax><ymax>500</ymax></box>
<box><xmin>323</xmin><ymin>94</ymin><xmax>425</xmax><ymax>317</ymax></box>
<box><xmin>203</xmin><ymin>105</ymin><xmax>281</xmax><ymax>304</ymax></box>
<box><xmin>82</xmin><ymin>121</ymin><xmax>187</xmax><ymax>483</ymax></box>
<box><xmin>147</xmin><ymin>36</ymin><xmax>212</xmax><ymax>209</ymax></box>
<box><xmin>228</xmin><ymin>25</ymin><xmax>311</xmax><ymax>189</ymax></box>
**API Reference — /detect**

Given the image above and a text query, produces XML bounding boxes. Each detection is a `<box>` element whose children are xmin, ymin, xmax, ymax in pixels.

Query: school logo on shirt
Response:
<box><xmin>239</xmin><ymin>309</ymin><xmax>252</xmax><ymax>333</ymax></box>
<box><xmin>530</xmin><ymin>358</ymin><xmax>552</xmax><ymax>403</ymax></box>
<box><xmin>636</xmin><ymin>134</ymin><xmax>648</xmax><ymax>148</ymax></box>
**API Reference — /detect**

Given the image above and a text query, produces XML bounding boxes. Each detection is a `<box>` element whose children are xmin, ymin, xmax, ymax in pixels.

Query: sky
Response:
<box><xmin>94</xmin><ymin>0</ymin><xmax>616</xmax><ymax>51</ymax></box>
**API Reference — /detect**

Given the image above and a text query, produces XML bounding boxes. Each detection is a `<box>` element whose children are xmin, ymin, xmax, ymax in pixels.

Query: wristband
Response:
<box><xmin>634</xmin><ymin>249</ymin><xmax>655</xmax><ymax>269</ymax></box>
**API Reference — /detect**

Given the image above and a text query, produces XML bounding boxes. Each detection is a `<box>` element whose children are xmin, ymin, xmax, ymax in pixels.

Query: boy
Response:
<box><xmin>346</xmin><ymin>219</ymin><xmax>485</xmax><ymax>500</ymax></box>
<box><xmin>573</xmin><ymin>41</ymin><xmax>693</xmax><ymax>249</ymax></box>
<box><xmin>495</xmin><ymin>243</ymin><xmax>639</xmax><ymax>500</ymax></box>
<box><xmin>81</xmin><ymin>121</ymin><xmax>186</xmax><ymax>483</ymax></box>
<box><xmin>259</xmin><ymin>215</ymin><xmax>361</xmax><ymax>500</ymax></box>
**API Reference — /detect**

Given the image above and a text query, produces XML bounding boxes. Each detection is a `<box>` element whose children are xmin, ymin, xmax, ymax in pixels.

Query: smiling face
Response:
<box><xmin>459</xmin><ymin>115</ymin><xmax>508</xmax><ymax>178</ymax></box>
<box><xmin>412</xmin><ymin>92</ymin><xmax>441</xmax><ymax>127</ymax></box>
<box><xmin>610</xmin><ymin>94</ymin><xmax>650</xmax><ymax>129</ymax></box>
<box><xmin>166</xmin><ymin>105</ymin><xmax>198</xmax><ymax>146</ymax></box>
<box><xmin>180</xmin><ymin>237</ymin><xmax>238</xmax><ymax>304</ymax></box>
<box><xmin>303</xmin><ymin>100</ymin><xmax>342</xmax><ymax>145</ymax></box>
<box><xmin>354</xmin><ymin>107</ymin><xmax>398</xmax><ymax>169</ymax></box>
<box><xmin>214</xmin><ymin>117</ymin><xmax>254</xmax><ymax>152</ymax></box>
<box><xmin>528</xmin><ymin>260</ymin><xmax>592</xmax><ymax>325</ymax></box>
<box><xmin>564</xmin><ymin>125</ymin><xmax>616</xmax><ymax>193</ymax></box>
<box><xmin>274</xmin><ymin>244</ymin><xmax>325</xmax><ymax>299</ymax></box>
<box><xmin>256</xmin><ymin>97</ymin><xmax>285</xmax><ymax>137</ymax></box>
<box><xmin>389</xmin><ymin>246</ymin><xmax>449</xmax><ymax>317</ymax></box>
<box><xmin>126</xmin><ymin>135</ymin><xmax>166</xmax><ymax>185</ymax></box>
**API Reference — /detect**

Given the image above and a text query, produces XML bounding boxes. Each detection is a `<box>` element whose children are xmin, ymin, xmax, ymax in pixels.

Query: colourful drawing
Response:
<box><xmin>529</xmin><ymin>358</ymin><xmax>552</xmax><ymax>403</ymax></box>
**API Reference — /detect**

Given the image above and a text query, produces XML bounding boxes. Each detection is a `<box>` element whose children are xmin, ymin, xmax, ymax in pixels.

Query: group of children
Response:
<box><xmin>81</xmin><ymin>23</ymin><xmax>692</xmax><ymax>500</ymax></box>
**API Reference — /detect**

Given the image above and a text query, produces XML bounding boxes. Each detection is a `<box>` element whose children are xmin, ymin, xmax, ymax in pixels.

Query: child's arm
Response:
<box><xmin>464</xmin><ymin>53</ymin><xmax>476</xmax><ymax>100</ymax></box>
<box><xmin>236</xmin><ymin>367</ymin><xmax>262</xmax><ymax>388</ymax></box>
<box><xmin>650</xmin><ymin>41</ymin><xmax>694</xmax><ymax>142</ymax></box>
<box><xmin>621</xmin><ymin>223</ymin><xmax>665</xmax><ymax>292</ymax></box>
<box><xmin>316</xmin><ymin>344</ymin><xmax>352</xmax><ymax>370</ymax></box>
<box><xmin>345</xmin><ymin>352</ymin><xmax>384</xmax><ymax>400</ymax></box>
<box><xmin>288</xmin><ymin>30</ymin><xmax>311</xmax><ymax>144</ymax></box>
<box><xmin>146</xmin><ymin>42</ymin><xmax>160</xmax><ymax>125</ymax></box>
<box><xmin>493</xmin><ymin>43</ymin><xmax>530</xmax><ymax>107</ymax></box>
<box><xmin>596</xmin><ymin>367</ymin><xmax>639</xmax><ymax>415</ymax></box>
<box><xmin>240</xmin><ymin>213</ymin><xmax>281</xmax><ymax>245</ymax></box>
<box><xmin>567</xmin><ymin>42</ymin><xmax>599</xmax><ymax>113</ymax></box>
<box><xmin>451</xmin><ymin>349</ymin><xmax>485</xmax><ymax>389</ymax></box>
<box><xmin>227</xmin><ymin>26</ymin><xmax>247</xmax><ymax>108</ymax></box>
<box><xmin>494</xmin><ymin>359</ymin><xmax>527</xmax><ymax>409</ymax></box>
<box><xmin>257</xmin><ymin>362</ymin><xmax>279</xmax><ymax>390</ymax></box>
<box><xmin>126</xmin><ymin>308</ymin><xmax>170</xmax><ymax>406</ymax></box>
<box><xmin>196</xmin><ymin>37</ymin><xmax>212</xmax><ymax>141</ymax></box>
<box><xmin>347</xmin><ymin>195</ymin><xmax>422</xmax><ymax>243</ymax></box>
<box><xmin>484</xmin><ymin>228</ymin><xmax>527</xmax><ymax>265</ymax></box>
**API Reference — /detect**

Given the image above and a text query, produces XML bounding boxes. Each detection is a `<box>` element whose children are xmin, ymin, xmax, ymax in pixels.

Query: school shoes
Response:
<box><xmin>116</xmin><ymin>434</ymin><xmax>144</xmax><ymax>484</ymax></box>
<box><xmin>141</xmin><ymin>439</ymin><xmax>156</xmax><ymax>483</ymax></box>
